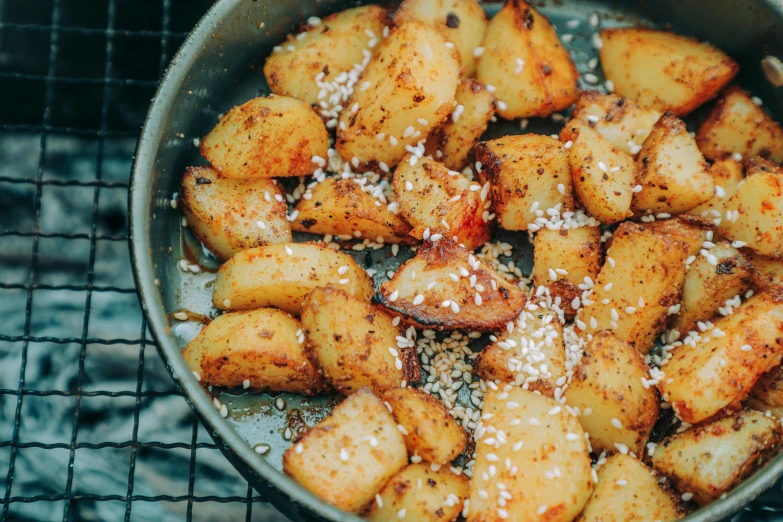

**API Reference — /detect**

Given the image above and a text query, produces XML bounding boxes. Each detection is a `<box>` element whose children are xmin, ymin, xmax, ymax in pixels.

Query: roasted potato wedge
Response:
<box><xmin>424</xmin><ymin>79</ymin><xmax>496</xmax><ymax>171</ymax></box>
<box><xmin>468</xmin><ymin>387</ymin><xmax>593</xmax><ymax>522</ymax></box>
<box><xmin>291</xmin><ymin>177</ymin><xmax>413</xmax><ymax>244</ymax></box>
<box><xmin>393</xmin><ymin>155</ymin><xmax>492</xmax><ymax>250</ymax></box>
<box><xmin>748</xmin><ymin>250</ymin><xmax>783</xmax><ymax>290</ymax></box>
<box><xmin>182</xmin><ymin>308</ymin><xmax>331</xmax><ymax>395</ymax></box>
<box><xmin>382</xmin><ymin>387</ymin><xmax>467</xmax><ymax>464</ymax></box>
<box><xmin>393</xmin><ymin>0</ymin><xmax>488</xmax><ymax>78</ymax></box>
<box><xmin>302</xmin><ymin>286</ymin><xmax>419</xmax><ymax>394</ymax></box>
<box><xmin>599</xmin><ymin>28</ymin><xmax>738</xmax><ymax>116</ymax></box>
<box><xmin>651</xmin><ymin>409</ymin><xmax>783</xmax><ymax>505</ymax></box>
<box><xmin>212</xmin><ymin>242</ymin><xmax>373</xmax><ymax>315</ymax></box>
<box><xmin>696</xmin><ymin>86</ymin><xmax>783</xmax><ymax>163</ymax></box>
<box><xmin>565</xmin><ymin>331</ymin><xmax>660</xmax><ymax>455</ymax></box>
<box><xmin>690</xmin><ymin>158</ymin><xmax>744</xmax><ymax>222</ymax></box>
<box><xmin>577</xmin><ymin>222</ymin><xmax>688</xmax><ymax>353</ymax></box>
<box><xmin>200</xmin><ymin>94</ymin><xmax>328</xmax><ymax>179</ymax></box>
<box><xmin>377</xmin><ymin>239</ymin><xmax>527</xmax><ymax>331</ymax></box>
<box><xmin>476</xmin><ymin>0</ymin><xmax>578</xmax><ymax>118</ymax></box>
<box><xmin>745</xmin><ymin>365</ymin><xmax>783</xmax><ymax>418</ymax></box>
<box><xmin>336</xmin><ymin>21</ymin><xmax>460</xmax><ymax>169</ymax></box>
<box><xmin>659</xmin><ymin>291</ymin><xmax>783</xmax><ymax>424</ymax></box>
<box><xmin>474</xmin><ymin>134</ymin><xmax>573</xmax><ymax>231</ymax></box>
<box><xmin>283</xmin><ymin>388</ymin><xmax>408</xmax><ymax>513</ymax></box>
<box><xmin>263</xmin><ymin>6</ymin><xmax>389</xmax><ymax>106</ymax></box>
<box><xmin>364</xmin><ymin>463</ymin><xmax>469</xmax><ymax>522</ymax></box>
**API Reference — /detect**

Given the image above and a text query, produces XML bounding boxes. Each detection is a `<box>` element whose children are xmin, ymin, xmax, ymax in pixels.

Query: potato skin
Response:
<box><xmin>182</xmin><ymin>309</ymin><xmax>331</xmax><ymax>395</ymax></box>
<box><xmin>745</xmin><ymin>365</ymin><xmax>783</xmax><ymax>418</ymax></box>
<box><xmin>651</xmin><ymin>409</ymin><xmax>783</xmax><ymax>505</ymax></box>
<box><xmin>382</xmin><ymin>387</ymin><xmax>467</xmax><ymax>464</ymax></box>
<box><xmin>690</xmin><ymin>158</ymin><xmax>744</xmax><ymax>221</ymax></box>
<box><xmin>200</xmin><ymin>95</ymin><xmax>328</xmax><ymax>179</ymax></box>
<box><xmin>659</xmin><ymin>291</ymin><xmax>783</xmax><ymax>424</ymax></box>
<box><xmin>212</xmin><ymin>242</ymin><xmax>373</xmax><ymax>315</ymax></box>
<box><xmin>474</xmin><ymin>134</ymin><xmax>573</xmax><ymax>231</ymax></box>
<box><xmin>476</xmin><ymin>0</ymin><xmax>578</xmax><ymax>119</ymax></box>
<box><xmin>599</xmin><ymin>27</ymin><xmax>739</xmax><ymax>116</ymax></box>
<box><xmin>292</xmin><ymin>177</ymin><xmax>414</xmax><ymax>244</ymax></box>
<box><xmin>336</xmin><ymin>21</ymin><xmax>460</xmax><ymax>169</ymax></box>
<box><xmin>263</xmin><ymin>6</ymin><xmax>389</xmax><ymax>106</ymax></box>
<box><xmin>283</xmin><ymin>388</ymin><xmax>408</xmax><ymax>513</ymax></box>
<box><xmin>696</xmin><ymin>86</ymin><xmax>783</xmax><ymax>163</ymax></box>
<box><xmin>302</xmin><ymin>286</ymin><xmax>420</xmax><ymax>395</ymax></box>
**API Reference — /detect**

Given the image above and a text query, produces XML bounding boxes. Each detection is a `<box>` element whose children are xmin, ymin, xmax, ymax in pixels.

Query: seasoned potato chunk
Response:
<box><xmin>200</xmin><ymin>95</ymin><xmax>328</xmax><ymax>179</ymax></box>
<box><xmin>182</xmin><ymin>308</ymin><xmax>331</xmax><ymax>395</ymax></box>
<box><xmin>746</xmin><ymin>155</ymin><xmax>783</xmax><ymax>176</ymax></box>
<box><xmin>690</xmin><ymin>158</ymin><xmax>744</xmax><ymax>222</ymax></box>
<box><xmin>474</xmin><ymin>134</ymin><xmax>573</xmax><ymax>231</ymax></box>
<box><xmin>283</xmin><ymin>388</ymin><xmax>408</xmax><ymax>513</ymax></box>
<box><xmin>565</xmin><ymin>331</ymin><xmax>659</xmax><ymax>455</ymax></box>
<box><xmin>468</xmin><ymin>387</ymin><xmax>593</xmax><ymax>522</ymax></box>
<box><xmin>212</xmin><ymin>242</ymin><xmax>373</xmax><ymax>315</ymax></box>
<box><xmin>393</xmin><ymin>155</ymin><xmax>491</xmax><ymax>250</ymax></box>
<box><xmin>696</xmin><ymin>87</ymin><xmax>783</xmax><ymax>163</ymax></box>
<box><xmin>263</xmin><ymin>6</ymin><xmax>389</xmax><ymax>106</ymax></box>
<box><xmin>336</xmin><ymin>21</ymin><xmax>460</xmax><ymax>169</ymax></box>
<box><xmin>393</xmin><ymin>0</ymin><xmax>488</xmax><ymax>78</ymax></box>
<box><xmin>382</xmin><ymin>387</ymin><xmax>467</xmax><ymax>464</ymax></box>
<box><xmin>377</xmin><ymin>239</ymin><xmax>527</xmax><ymax>331</ymax></box>
<box><xmin>302</xmin><ymin>286</ymin><xmax>419</xmax><ymax>394</ymax></box>
<box><xmin>659</xmin><ymin>291</ymin><xmax>783</xmax><ymax>424</ymax></box>
<box><xmin>531</xmin><ymin>226</ymin><xmax>602</xmax><ymax>319</ymax></box>
<box><xmin>570</xmin><ymin>91</ymin><xmax>662</xmax><ymax>156</ymax></box>
<box><xmin>364</xmin><ymin>463</ymin><xmax>469</xmax><ymax>522</ymax></box>
<box><xmin>476</xmin><ymin>0</ymin><xmax>578</xmax><ymax>118</ymax></box>
<box><xmin>561</xmin><ymin>122</ymin><xmax>636</xmax><ymax>224</ymax></box>
<box><xmin>577</xmin><ymin>222</ymin><xmax>688</xmax><ymax>353</ymax></box>
<box><xmin>748</xmin><ymin>250</ymin><xmax>783</xmax><ymax>290</ymax></box>
<box><xmin>599</xmin><ymin>28</ymin><xmax>738</xmax><ymax>115</ymax></box>
<box><xmin>291</xmin><ymin>177</ymin><xmax>413</xmax><ymax>244</ymax></box>
<box><xmin>424</xmin><ymin>79</ymin><xmax>496</xmax><ymax>171</ymax></box>
<box><xmin>475</xmin><ymin>305</ymin><xmax>566</xmax><ymax>397</ymax></box>
<box><xmin>576</xmin><ymin>454</ymin><xmax>684</xmax><ymax>522</ymax></box>
<box><xmin>632</xmin><ymin>113</ymin><xmax>714</xmax><ymax>215</ymax></box>
<box><xmin>671</xmin><ymin>242</ymin><xmax>753</xmax><ymax>337</ymax></box>
<box><xmin>745</xmin><ymin>365</ymin><xmax>783</xmax><ymax>418</ymax></box>
<box><xmin>651</xmin><ymin>409</ymin><xmax>783</xmax><ymax>505</ymax></box>
<box><xmin>643</xmin><ymin>214</ymin><xmax>711</xmax><ymax>258</ymax></box>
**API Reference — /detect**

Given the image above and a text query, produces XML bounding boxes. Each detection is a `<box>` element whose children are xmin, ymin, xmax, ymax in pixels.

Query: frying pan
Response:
<box><xmin>129</xmin><ymin>1</ymin><xmax>783</xmax><ymax>520</ymax></box>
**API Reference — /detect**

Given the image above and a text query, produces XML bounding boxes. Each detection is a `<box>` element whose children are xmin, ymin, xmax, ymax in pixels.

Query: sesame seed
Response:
<box><xmin>413</xmin><ymin>294</ymin><xmax>425</xmax><ymax>305</ymax></box>
<box><xmin>284</xmin><ymin>245</ymin><xmax>293</xmax><ymax>255</ymax></box>
<box><xmin>473</xmin><ymin>46</ymin><xmax>485</xmax><ymax>57</ymax></box>
<box><xmin>537</xmin><ymin>505</ymin><xmax>547</xmax><ymax>515</ymax></box>
<box><xmin>611</xmin><ymin>418</ymin><xmax>623</xmax><ymax>429</ymax></box>
<box><xmin>615</xmin><ymin>479</ymin><xmax>628</xmax><ymax>486</ymax></box>
<box><xmin>740</xmin><ymin>344</ymin><xmax>752</xmax><ymax>352</ymax></box>
<box><xmin>388</xmin><ymin>290</ymin><xmax>399</xmax><ymax>302</ymax></box>
<box><xmin>632</xmin><ymin>184</ymin><xmax>643</xmax><ymax>193</ymax></box>
<box><xmin>682</xmin><ymin>492</ymin><xmax>694</xmax><ymax>502</ymax></box>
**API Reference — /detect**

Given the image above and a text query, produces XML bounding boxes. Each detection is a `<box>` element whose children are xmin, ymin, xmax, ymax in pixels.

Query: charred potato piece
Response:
<box><xmin>745</xmin><ymin>365</ymin><xmax>783</xmax><ymax>418</ymax></box>
<box><xmin>690</xmin><ymin>158</ymin><xmax>744</xmax><ymax>223</ymax></box>
<box><xmin>748</xmin><ymin>250</ymin><xmax>783</xmax><ymax>290</ymax></box>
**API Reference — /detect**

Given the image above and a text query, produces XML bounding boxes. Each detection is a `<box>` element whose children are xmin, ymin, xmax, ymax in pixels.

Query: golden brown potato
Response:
<box><xmin>468</xmin><ymin>387</ymin><xmax>593</xmax><ymax>522</ymax></box>
<box><xmin>393</xmin><ymin>155</ymin><xmax>491</xmax><ymax>250</ymax></box>
<box><xmin>561</xmin><ymin>121</ymin><xmax>636</xmax><ymax>224</ymax></box>
<box><xmin>643</xmin><ymin>214</ymin><xmax>712</xmax><ymax>258</ymax></box>
<box><xmin>382</xmin><ymin>387</ymin><xmax>467</xmax><ymax>464</ymax></box>
<box><xmin>424</xmin><ymin>79</ymin><xmax>496</xmax><ymax>171</ymax></box>
<box><xmin>212</xmin><ymin>242</ymin><xmax>373</xmax><ymax>315</ymax></box>
<box><xmin>283</xmin><ymin>388</ymin><xmax>408</xmax><ymax>513</ymax></box>
<box><xmin>696</xmin><ymin>86</ymin><xmax>783</xmax><ymax>163</ymax></box>
<box><xmin>745</xmin><ymin>365</ymin><xmax>783</xmax><ymax>418</ymax></box>
<box><xmin>690</xmin><ymin>158</ymin><xmax>744</xmax><ymax>222</ymax></box>
<box><xmin>302</xmin><ymin>286</ymin><xmax>419</xmax><ymax>394</ymax></box>
<box><xmin>179</xmin><ymin>166</ymin><xmax>291</xmax><ymax>261</ymax></box>
<box><xmin>659</xmin><ymin>291</ymin><xmax>783</xmax><ymax>424</ymax></box>
<box><xmin>476</xmin><ymin>0</ymin><xmax>578</xmax><ymax>118</ymax></box>
<box><xmin>748</xmin><ymin>250</ymin><xmax>783</xmax><ymax>290</ymax></box>
<box><xmin>632</xmin><ymin>113</ymin><xmax>714</xmax><ymax>215</ymax></box>
<box><xmin>577</xmin><ymin>222</ymin><xmax>688</xmax><ymax>353</ymax></box>
<box><xmin>263</xmin><ymin>6</ymin><xmax>389</xmax><ymax>106</ymax></box>
<box><xmin>336</xmin><ymin>21</ymin><xmax>460</xmax><ymax>169</ymax></box>
<box><xmin>671</xmin><ymin>242</ymin><xmax>753</xmax><ymax>337</ymax></box>
<box><xmin>393</xmin><ymin>0</ymin><xmax>488</xmax><ymax>77</ymax></box>
<box><xmin>746</xmin><ymin>155</ymin><xmax>783</xmax><ymax>176</ymax></box>
<box><xmin>565</xmin><ymin>331</ymin><xmax>660</xmax><ymax>455</ymax></box>
<box><xmin>531</xmin><ymin>226</ymin><xmax>603</xmax><ymax>319</ymax></box>
<box><xmin>651</xmin><ymin>409</ymin><xmax>783</xmax><ymax>505</ymax></box>
<box><xmin>200</xmin><ymin>95</ymin><xmax>328</xmax><ymax>179</ymax></box>
<box><xmin>364</xmin><ymin>463</ymin><xmax>469</xmax><ymax>522</ymax></box>
<box><xmin>474</xmin><ymin>134</ymin><xmax>573</xmax><ymax>231</ymax></box>
<box><xmin>599</xmin><ymin>27</ymin><xmax>739</xmax><ymax>116</ymax></box>
<box><xmin>475</xmin><ymin>307</ymin><xmax>565</xmax><ymax>397</ymax></box>
<box><xmin>377</xmin><ymin>238</ymin><xmax>527</xmax><ymax>332</ymax></box>
<box><xmin>182</xmin><ymin>308</ymin><xmax>331</xmax><ymax>395</ymax></box>
<box><xmin>576</xmin><ymin>454</ymin><xmax>685</xmax><ymax>522</ymax></box>
<box><xmin>570</xmin><ymin>91</ymin><xmax>662</xmax><ymax>156</ymax></box>
<box><xmin>291</xmin><ymin>177</ymin><xmax>413</xmax><ymax>244</ymax></box>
